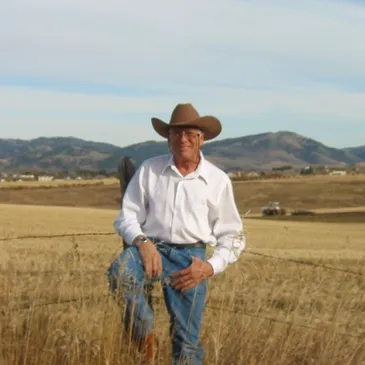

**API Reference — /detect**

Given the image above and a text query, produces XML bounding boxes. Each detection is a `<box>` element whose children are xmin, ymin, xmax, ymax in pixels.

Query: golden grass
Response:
<box><xmin>233</xmin><ymin>174</ymin><xmax>365</xmax><ymax>214</ymax></box>
<box><xmin>0</xmin><ymin>204</ymin><xmax>364</xmax><ymax>364</ymax></box>
<box><xmin>314</xmin><ymin>206</ymin><xmax>365</xmax><ymax>213</ymax></box>
<box><xmin>0</xmin><ymin>178</ymin><xmax>119</xmax><ymax>189</ymax></box>
<box><xmin>1</xmin><ymin>174</ymin><xmax>365</xmax><ymax>215</ymax></box>
<box><xmin>236</xmin><ymin>173</ymin><xmax>365</xmax><ymax>184</ymax></box>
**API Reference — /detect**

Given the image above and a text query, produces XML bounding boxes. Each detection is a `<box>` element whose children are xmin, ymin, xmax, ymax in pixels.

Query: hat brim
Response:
<box><xmin>151</xmin><ymin>116</ymin><xmax>221</xmax><ymax>141</ymax></box>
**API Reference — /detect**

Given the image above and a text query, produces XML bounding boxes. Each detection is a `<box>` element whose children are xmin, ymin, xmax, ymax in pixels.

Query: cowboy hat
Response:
<box><xmin>151</xmin><ymin>103</ymin><xmax>222</xmax><ymax>141</ymax></box>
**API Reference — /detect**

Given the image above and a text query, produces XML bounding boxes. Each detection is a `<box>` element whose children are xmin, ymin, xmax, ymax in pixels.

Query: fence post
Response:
<box><xmin>117</xmin><ymin>157</ymin><xmax>154</xmax><ymax>310</ymax></box>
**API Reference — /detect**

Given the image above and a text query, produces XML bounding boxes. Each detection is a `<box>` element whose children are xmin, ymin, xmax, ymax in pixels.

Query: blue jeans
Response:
<box><xmin>107</xmin><ymin>242</ymin><xmax>207</xmax><ymax>365</ymax></box>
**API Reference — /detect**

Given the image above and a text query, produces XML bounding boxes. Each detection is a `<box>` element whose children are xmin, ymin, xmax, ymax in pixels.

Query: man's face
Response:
<box><xmin>168</xmin><ymin>126</ymin><xmax>205</xmax><ymax>161</ymax></box>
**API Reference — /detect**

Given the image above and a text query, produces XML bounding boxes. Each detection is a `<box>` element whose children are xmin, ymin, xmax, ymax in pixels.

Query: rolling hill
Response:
<box><xmin>0</xmin><ymin>131</ymin><xmax>363</xmax><ymax>173</ymax></box>
<box><xmin>344</xmin><ymin>145</ymin><xmax>365</xmax><ymax>160</ymax></box>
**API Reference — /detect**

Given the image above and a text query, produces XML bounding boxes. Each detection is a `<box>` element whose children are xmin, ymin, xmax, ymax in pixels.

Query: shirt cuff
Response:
<box><xmin>122</xmin><ymin>229</ymin><xmax>144</xmax><ymax>246</ymax></box>
<box><xmin>207</xmin><ymin>255</ymin><xmax>226</xmax><ymax>276</ymax></box>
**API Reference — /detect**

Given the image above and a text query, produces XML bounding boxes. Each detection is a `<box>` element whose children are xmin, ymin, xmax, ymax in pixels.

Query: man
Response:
<box><xmin>108</xmin><ymin>103</ymin><xmax>245</xmax><ymax>364</ymax></box>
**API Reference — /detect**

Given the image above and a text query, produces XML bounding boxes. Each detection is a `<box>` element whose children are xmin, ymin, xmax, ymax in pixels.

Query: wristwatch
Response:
<box><xmin>134</xmin><ymin>235</ymin><xmax>148</xmax><ymax>248</ymax></box>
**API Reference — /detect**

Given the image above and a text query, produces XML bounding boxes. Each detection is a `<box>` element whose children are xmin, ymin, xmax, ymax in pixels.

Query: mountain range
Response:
<box><xmin>0</xmin><ymin>131</ymin><xmax>364</xmax><ymax>173</ymax></box>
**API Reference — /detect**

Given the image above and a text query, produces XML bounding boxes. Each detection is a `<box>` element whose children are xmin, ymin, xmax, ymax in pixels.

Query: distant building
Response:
<box><xmin>38</xmin><ymin>176</ymin><xmax>54</xmax><ymax>181</ymax></box>
<box><xmin>228</xmin><ymin>171</ymin><xmax>239</xmax><ymax>178</ymax></box>
<box><xmin>19</xmin><ymin>174</ymin><xmax>35</xmax><ymax>180</ymax></box>
<box><xmin>329</xmin><ymin>170</ymin><xmax>347</xmax><ymax>176</ymax></box>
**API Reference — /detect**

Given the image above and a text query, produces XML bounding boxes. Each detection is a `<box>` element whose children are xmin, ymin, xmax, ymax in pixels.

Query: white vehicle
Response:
<box><xmin>261</xmin><ymin>202</ymin><xmax>286</xmax><ymax>216</ymax></box>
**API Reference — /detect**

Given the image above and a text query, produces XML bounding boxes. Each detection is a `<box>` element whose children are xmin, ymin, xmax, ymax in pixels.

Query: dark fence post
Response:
<box><xmin>117</xmin><ymin>157</ymin><xmax>137</xmax><ymax>250</ymax></box>
<box><xmin>118</xmin><ymin>156</ymin><xmax>137</xmax><ymax>206</ymax></box>
<box><xmin>117</xmin><ymin>156</ymin><xmax>154</xmax><ymax>310</ymax></box>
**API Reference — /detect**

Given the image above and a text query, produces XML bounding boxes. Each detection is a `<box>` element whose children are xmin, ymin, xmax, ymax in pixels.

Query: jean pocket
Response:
<box><xmin>187</xmin><ymin>248</ymin><xmax>206</xmax><ymax>262</ymax></box>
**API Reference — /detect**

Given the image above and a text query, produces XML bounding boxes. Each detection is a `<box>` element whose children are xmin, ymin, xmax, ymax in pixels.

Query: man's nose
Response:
<box><xmin>180</xmin><ymin>132</ymin><xmax>189</xmax><ymax>142</ymax></box>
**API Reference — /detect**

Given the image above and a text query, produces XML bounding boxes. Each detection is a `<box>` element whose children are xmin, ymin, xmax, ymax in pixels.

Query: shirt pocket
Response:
<box><xmin>182</xmin><ymin>181</ymin><xmax>209</xmax><ymax>224</ymax></box>
<box><xmin>148</xmin><ymin>177</ymin><xmax>174</xmax><ymax>220</ymax></box>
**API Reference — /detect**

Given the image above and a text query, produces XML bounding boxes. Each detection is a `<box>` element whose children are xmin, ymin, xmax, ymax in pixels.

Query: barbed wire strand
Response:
<box><xmin>245</xmin><ymin>250</ymin><xmax>364</xmax><ymax>276</ymax></box>
<box><xmin>0</xmin><ymin>232</ymin><xmax>114</xmax><ymax>242</ymax></box>
<box><xmin>0</xmin><ymin>268</ymin><xmax>105</xmax><ymax>277</ymax></box>
<box><xmin>205</xmin><ymin>304</ymin><xmax>365</xmax><ymax>340</ymax></box>
<box><xmin>1</xmin><ymin>232</ymin><xmax>363</xmax><ymax>277</ymax></box>
<box><xmin>1</xmin><ymin>232</ymin><xmax>364</xmax><ymax>341</ymax></box>
<box><xmin>2</xmin><ymin>293</ymin><xmax>364</xmax><ymax>340</ymax></box>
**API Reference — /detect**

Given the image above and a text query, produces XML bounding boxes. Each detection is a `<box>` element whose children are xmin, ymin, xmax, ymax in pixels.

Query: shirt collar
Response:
<box><xmin>161</xmin><ymin>151</ymin><xmax>209</xmax><ymax>185</ymax></box>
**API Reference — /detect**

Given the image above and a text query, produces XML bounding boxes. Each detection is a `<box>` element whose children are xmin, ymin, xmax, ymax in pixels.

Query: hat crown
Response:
<box><xmin>170</xmin><ymin>103</ymin><xmax>200</xmax><ymax>124</ymax></box>
<box><xmin>151</xmin><ymin>102</ymin><xmax>222</xmax><ymax>141</ymax></box>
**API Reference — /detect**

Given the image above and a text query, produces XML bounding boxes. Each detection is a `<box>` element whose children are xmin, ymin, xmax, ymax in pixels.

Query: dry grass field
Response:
<box><xmin>0</xmin><ymin>174</ymin><xmax>364</xmax><ymax>215</ymax></box>
<box><xmin>0</xmin><ymin>178</ymin><xmax>118</xmax><ymax>190</ymax></box>
<box><xmin>0</xmin><ymin>203</ymin><xmax>364</xmax><ymax>365</ymax></box>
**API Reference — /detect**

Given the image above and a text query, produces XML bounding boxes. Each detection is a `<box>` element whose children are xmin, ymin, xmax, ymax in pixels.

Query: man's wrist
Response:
<box><xmin>202</xmin><ymin>261</ymin><xmax>214</xmax><ymax>278</ymax></box>
<box><xmin>132</xmin><ymin>234</ymin><xmax>148</xmax><ymax>249</ymax></box>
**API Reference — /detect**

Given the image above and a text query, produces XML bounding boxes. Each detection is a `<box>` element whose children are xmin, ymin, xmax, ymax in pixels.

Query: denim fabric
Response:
<box><xmin>107</xmin><ymin>242</ymin><xmax>207</xmax><ymax>365</ymax></box>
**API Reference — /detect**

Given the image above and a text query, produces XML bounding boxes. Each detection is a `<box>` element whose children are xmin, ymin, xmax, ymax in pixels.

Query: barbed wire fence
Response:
<box><xmin>1</xmin><ymin>232</ymin><xmax>363</xmax><ymax>277</ymax></box>
<box><xmin>0</xmin><ymin>231</ymin><xmax>364</xmax><ymax>341</ymax></box>
<box><xmin>3</xmin><ymin>292</ymin><xmax>364</xmax><ymax>340</ymax></box>
<box><xmin>0</xmin><ymin>232</ymin><xmax>114</xmax><ymax>242</ymax></box>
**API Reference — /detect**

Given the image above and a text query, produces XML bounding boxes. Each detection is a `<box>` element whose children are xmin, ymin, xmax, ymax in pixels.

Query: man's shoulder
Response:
<box><xmin>203</xmin><ymin>158</ymin><xmax>230</xmax><ymax>183</ymax></box>
<box><xmin>139</xmin><ymin>154</ymin><xmax>170</xmax><ymax>170</ymax></box>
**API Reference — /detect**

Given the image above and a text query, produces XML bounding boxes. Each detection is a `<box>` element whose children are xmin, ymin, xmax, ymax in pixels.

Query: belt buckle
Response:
<box><xmin>150</xmin><ymin>237</ymin><xmax>163</xmax><ymax>246</ymax></box>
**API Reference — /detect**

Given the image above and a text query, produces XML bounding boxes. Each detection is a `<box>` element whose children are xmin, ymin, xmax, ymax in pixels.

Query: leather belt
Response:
<box><xmin>149</xmin><ymin>237</ymin><xmax>206</xmax><ymax>249</ymax></box>
<box><xmin>164</xmin><ymin>242</ymin><xmax>206</xmax><ymax>249</ymax></box>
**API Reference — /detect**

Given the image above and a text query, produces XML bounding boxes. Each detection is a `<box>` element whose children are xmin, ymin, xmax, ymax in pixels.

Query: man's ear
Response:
<box><xmin>199</xmin><ymin>134</ymin><xmax>205</xmax><ymax>148</ymax></box>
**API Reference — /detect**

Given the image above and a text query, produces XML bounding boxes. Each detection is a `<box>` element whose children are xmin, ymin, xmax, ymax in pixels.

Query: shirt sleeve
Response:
<box><xmin>113</xmin><ymin>163</ymin><xmax>147</xmax><ymax>245</ymax></box>
<box><xmin>207</xmin><ymin>179</ymin><xmax>246</xmax><ymax>275</ymax></box>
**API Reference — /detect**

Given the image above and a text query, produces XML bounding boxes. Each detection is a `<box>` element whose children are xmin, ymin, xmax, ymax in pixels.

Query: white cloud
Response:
<box><xmin>2</xmin><ymin>0</ymin><xmax>365</xmax><ymax>85</ymax></box>
<box><xmin>0</xmin><ymin>0</ymin><xmax>365</xmax><ymax>147</ymax></box>
<box><xmin>0</xmin><ymin>87</ymin><xmax>175</xmax><ymax>114</ymax></box>
<box><xmin>0</xmin><ymin>114</ymin><xmax>165</xmax><ymax>147</ymax></box>
<box><xmin>1</xmin><ymin>84</ymin><xmax>364</xmax><ymax>124</ymax></box>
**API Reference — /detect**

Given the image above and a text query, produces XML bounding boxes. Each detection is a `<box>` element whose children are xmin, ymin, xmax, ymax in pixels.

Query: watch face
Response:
<box><xmin>136</xmin><ymin>236</ymin><xmax>147</xmax><ymax>247</ymax></box>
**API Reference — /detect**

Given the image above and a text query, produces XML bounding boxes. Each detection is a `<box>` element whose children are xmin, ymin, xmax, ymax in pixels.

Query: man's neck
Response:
<box><xmin>174</xmin><ymin>155</ymin><xmax>201</xmax><ymax>176</ymax></box>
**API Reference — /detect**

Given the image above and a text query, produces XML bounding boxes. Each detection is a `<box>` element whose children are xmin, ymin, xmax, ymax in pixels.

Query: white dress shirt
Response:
<box><xmin>113</xmin><ymin>152</ymin><xmax>246</xmax><ymax>275</ymax></box>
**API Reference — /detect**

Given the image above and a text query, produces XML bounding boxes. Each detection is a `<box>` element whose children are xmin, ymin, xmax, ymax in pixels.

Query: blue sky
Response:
<box><xmin>1</xmin><ymin>0</ymin><xmax>365</xmax><ymax>148</ymax></box>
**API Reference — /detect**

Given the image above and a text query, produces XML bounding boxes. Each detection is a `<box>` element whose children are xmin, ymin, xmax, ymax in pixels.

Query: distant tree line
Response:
<box><xmin>272</xmin><ymin>165</ymin><xmax>293</xmax><ymax>172</ymax></box>
<box><xmin>1</xmin><ymin>169</ymin><xmax>119</xmax><ymax>180</ymax></box>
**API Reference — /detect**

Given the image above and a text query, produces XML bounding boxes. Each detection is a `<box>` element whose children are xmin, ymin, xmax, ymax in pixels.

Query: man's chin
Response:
<box><xmin>179</xmin><ymin>152</ymin><xmax>199</xmax><ymax>162</ymax></box>
<box><xmin>178</xmin><ymin>149</ymin><xmax>192</xmax><ymax>156</ymax></box>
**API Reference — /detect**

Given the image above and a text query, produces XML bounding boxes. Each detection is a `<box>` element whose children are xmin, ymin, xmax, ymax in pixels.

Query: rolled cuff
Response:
<box><xmin>113</xmin><ymin>218</ymin><xmax>144</xmax><ymax>246</ymax></box>
<box><xmin>207</xmin><ymin>255</ymin><xmax>227</xmax><ymax>276</ymax></box>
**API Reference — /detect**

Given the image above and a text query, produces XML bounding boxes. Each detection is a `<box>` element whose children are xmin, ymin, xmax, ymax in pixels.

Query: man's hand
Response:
<box><xmin>138</xmin><ymin>240</ymin><xmax>163</xmax><ymax>279</ymax></box>
<box><xmin>171</xmin><ymin>256</ymin><xmax>213</xmax><ymax>292</ymax></box>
